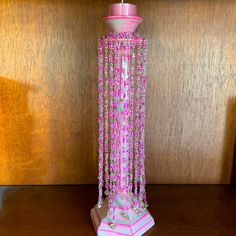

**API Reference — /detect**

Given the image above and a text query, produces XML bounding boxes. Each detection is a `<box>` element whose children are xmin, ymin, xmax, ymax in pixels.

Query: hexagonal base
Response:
<box><xmin>91</xmin><ymin>195</ymin><xmax>155</xmax><ymax>236</ymax></box>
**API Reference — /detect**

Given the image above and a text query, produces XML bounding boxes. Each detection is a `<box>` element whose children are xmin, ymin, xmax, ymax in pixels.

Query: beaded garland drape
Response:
<box><xmin>97</xmin><ymin>31</ymin><xmax>148</xmax><ymax>222</ymax></box>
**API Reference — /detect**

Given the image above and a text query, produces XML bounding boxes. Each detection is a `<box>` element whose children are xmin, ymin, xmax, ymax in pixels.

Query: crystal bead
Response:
<box><xmin>109</xmin><ymin>223</ymin><xmax>116</xmax><ymax>230</ymax></box>
<box><xmin>121</xmin><ymin>212</ymin><xmax>129</xmax><ymax>220</ymax></box>
<box><xmin>97</xmin><ymin>202</ymin><xmax>103</xmax><ymax>208</ymax></box>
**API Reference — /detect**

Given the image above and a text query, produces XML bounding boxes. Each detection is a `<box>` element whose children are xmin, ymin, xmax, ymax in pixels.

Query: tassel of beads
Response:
<box><xmin>97</xmin><ymin>32</ymin><xmax>148</xmax><ymax>213</ymax></box>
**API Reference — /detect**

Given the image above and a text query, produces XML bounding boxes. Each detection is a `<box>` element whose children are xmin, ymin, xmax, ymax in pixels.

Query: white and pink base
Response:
<box><xmin>91</xmin><ymin>194</ymin><xmax>154</xmax><ymax>236</ymax></box>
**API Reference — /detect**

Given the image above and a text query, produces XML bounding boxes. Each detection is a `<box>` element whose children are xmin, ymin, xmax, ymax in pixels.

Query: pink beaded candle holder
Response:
<box><xmin>91</xmin><ymin>3</ymin><xmax>155</xmax><ymax>236</ymax></box>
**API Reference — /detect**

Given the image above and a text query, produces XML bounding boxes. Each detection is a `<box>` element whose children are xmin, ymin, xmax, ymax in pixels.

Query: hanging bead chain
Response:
<box><xmin>134</xmin><ymin>39</ymin><xmax>143</xmax><ymax>204</ymax></box>
<box><xmin>138</xmin><ymin>39</ymin><xmax>148</xmax><ymax>206</ymax></box>
<box><xmin>98</xmin><ymin>38</ymin><xmax>104</xmax><ymax>207</ymax></box>
<box><xmin>128</xmin><ymin>42</ymin><xmax>135</xmax><ymax>194</ymax></box>
<box><xmin>113</xmin><ymin>39</ymin><xmax>121</xmax><ymax>191</ymax></box>
<box><xmin>123</xmin><ymin>40</ymin><xmax>131</xmax><ymax>194</ymax></box>
<box><xmin>109</xmin><ymin>39</ymin><xmax>115</xmax><ymax>211</ymax></box>
<box><xmin>142</xmin><ymin>39</ymin><xmax>148</xmax><ymax>206</ymax></box>
<box><xmin>120</xmin><ymin>40</ymin><xmax>130</xmax><ymax>197</ymax></box>
<box><xmin>109</xmin><ymin>38</ymin><xmax>121</xmax><ymax>222</ymax></box>
<box><xmin>104</xmin><ymin>40</ymin><xmax>110</xmax><ymax>195</ymax></box>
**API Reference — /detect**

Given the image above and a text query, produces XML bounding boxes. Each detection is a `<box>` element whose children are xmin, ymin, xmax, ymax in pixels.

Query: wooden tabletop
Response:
<box><xmin>0</xmin><ymin>185</ymin><xmax>235</xmax><ymax>236</ymax></box>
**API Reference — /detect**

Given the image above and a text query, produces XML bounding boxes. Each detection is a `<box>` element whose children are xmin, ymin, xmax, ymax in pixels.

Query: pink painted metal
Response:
<box><xmin>108</xmin><ymin>3</ymin><xmax>137</xmax><ymax>17</ymax></box>
<box><xmin>91</xmin><ymin>3</ymin><xmax>155</xmax><ymax>236</ymax></box>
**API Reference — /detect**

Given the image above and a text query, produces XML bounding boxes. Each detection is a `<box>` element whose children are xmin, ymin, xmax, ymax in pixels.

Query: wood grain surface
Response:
<box><xmin>0</xmin><ymin>0</ymin><xmax>235</xmax><ymax>184</ymax></box>
<box><xmin>0</xmin><ymin>185</ymin><xmax>236</xmax><ymax>235</ymax></box>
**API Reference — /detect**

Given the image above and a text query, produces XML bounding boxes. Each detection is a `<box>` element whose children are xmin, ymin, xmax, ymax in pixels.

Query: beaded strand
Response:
<box><xmin>98</xmin><ymin>38</ymin><xmax>104</xmax><ymax>207</ymax></box>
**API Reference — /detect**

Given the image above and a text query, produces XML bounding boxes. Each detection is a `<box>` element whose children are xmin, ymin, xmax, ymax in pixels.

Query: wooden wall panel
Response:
<box><xmin>0</xmin><ymin>0</ymin><xmax>235</xmax><ymax>184</ymax></box>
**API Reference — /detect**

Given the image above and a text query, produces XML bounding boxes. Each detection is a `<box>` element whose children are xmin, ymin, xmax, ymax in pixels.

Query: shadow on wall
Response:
<box><xmin>221</xmin><ymin>97</ymin><xmax>236</xmax><ymax>184</ymax></box>
<box><xmin>0</xmin><ymin>77</ymin><xmax>34</xmax><ymax>184</ymax></box>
